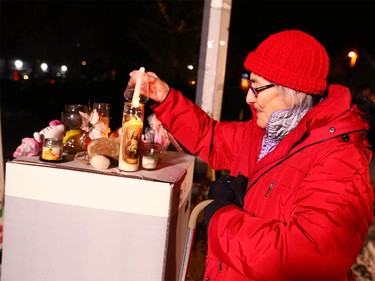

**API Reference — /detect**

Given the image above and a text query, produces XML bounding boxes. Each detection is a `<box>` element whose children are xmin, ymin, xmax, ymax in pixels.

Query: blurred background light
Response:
<box><xmin>348</xmin><ymin>50</ymin><xmax>358</xmax><ymax>67</ymax></box>
<box><xmin>40</xmin><ymin>63</ymin><xmax>48</xmax><ymax>72</ymax></box>
<box><xmin>14</xmin><ymin>60</ymin><xmax>23</xmax><ymax>70</ymax></box>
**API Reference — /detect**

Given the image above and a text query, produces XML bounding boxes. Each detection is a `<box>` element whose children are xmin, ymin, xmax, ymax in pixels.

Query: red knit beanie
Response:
<box><xmin>243</xmin><ymin>30</ymin><xmax>329</xmax><ymax>95</ymax></box>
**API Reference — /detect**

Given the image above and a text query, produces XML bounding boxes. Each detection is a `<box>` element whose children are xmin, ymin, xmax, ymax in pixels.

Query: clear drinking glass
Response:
<box><xmin>123</xmin><ymin>69</ymin><xmax>149</xmax><ymax>104</ymax></box>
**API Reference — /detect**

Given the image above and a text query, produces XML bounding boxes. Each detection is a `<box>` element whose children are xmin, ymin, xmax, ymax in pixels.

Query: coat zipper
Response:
<box><xmin>265</xmin><ymin>181</ymin><xmax>275</xmax><ymax>197</ymax></box>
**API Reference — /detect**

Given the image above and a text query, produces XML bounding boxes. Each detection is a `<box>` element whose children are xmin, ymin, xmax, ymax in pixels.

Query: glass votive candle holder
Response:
<box><xmin>141</xmin><ymin>143</ymin><xmax>162</xmax><ymax>170</ymax></box>
<box><xmin>40</xmin><ymin>138</ymin><xmax>63</xmax><ymax>162</ymax></box>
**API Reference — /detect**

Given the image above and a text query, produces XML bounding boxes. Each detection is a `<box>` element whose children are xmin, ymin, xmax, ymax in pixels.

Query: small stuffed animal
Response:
<box><xmin>13</xmin><ymin>137</ymin><xmax>41</xmax><ymax>158</ymax></box>
<box><xmin>33</xmin><ymin>119</ymin><xmax>65</xmax><ymax>144</ymax></box>
<box><xmin>13</xmin><ymin>119</ymin><xmax>65</xmax><ymax>158</ymax></box>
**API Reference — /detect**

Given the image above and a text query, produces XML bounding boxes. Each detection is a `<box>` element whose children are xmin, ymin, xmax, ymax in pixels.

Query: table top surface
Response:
<box><xmin>8</xmin><ymin>150</ymin><xmax>195</xmax><ymax>184</ymax></box>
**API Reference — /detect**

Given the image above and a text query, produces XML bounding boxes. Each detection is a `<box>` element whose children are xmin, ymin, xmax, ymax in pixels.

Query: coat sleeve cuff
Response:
<box><xmin>150</xmin><ymin>87</ymin><xmax>172</xmax><ymax>110</ymax></box>
<box><xmin>204</xmin><ymin>201</ymin><xmax>233</xmax><ymax>228</ymax></box>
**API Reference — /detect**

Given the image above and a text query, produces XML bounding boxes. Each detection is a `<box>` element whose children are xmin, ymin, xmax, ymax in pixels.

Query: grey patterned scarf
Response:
<box><xmin>258</xmin><ymin>108</ymin><xmax>308</xmax><ymax>161</ymax></box>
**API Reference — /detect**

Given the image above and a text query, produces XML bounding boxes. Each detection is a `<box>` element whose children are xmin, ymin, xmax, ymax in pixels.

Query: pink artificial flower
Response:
<box><xmin>79</xmin><ymin>109</ymin><xmax>107</xmax><ymax>140</ymax></box>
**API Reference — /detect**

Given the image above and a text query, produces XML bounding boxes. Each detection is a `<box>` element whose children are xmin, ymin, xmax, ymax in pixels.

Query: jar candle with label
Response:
<box><xmin>119</xmin><ymin>102</ymin><xmax>144</xmax><ymax>171</ymax></box>
<box><xmin>40</xmin><ymin>138</ymin><xmax>63</xmax><ymax>162</ymax></box>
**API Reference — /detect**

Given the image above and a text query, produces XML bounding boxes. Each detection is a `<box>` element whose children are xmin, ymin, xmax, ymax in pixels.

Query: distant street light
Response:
<box><xmin>241</xmin><ymin>73</ymin><xmax>250</xmax><ymax>92</ymax></box>
<box><xmin>14</xmin><ymin>59</ymin><xmax>23</xmax><ymax>70</ymax></box>
<box><xmin>348</xmin><ymin>51</ymin><xmax>358</xmax><ymax>67</ymax></box>
<box><xmin>40</xmin><ymin>63</ymin><xmax>48</xmax><ymax>72</ymax></box>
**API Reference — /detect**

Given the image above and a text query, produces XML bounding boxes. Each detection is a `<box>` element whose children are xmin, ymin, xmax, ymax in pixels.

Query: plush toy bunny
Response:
<box><xmin>13</xmin><ymin>119</ymin><xmax>65</xmax><ymax>158</ymax></box>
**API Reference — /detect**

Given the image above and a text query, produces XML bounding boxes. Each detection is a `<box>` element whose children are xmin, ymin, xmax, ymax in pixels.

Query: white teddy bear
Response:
<box><xmin>13</xmin><ymin>119</ymin><xmax>65</xmax><ymax>158</ymax></box>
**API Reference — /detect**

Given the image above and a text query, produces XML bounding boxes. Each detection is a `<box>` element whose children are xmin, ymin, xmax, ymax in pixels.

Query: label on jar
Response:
<box><xmin>119</xmin><ymin>118</ymin><xmax>143</xmax><ymax>171</ymax></box>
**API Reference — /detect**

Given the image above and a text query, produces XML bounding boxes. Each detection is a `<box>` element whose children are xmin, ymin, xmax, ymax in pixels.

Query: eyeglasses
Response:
<box><xmin>249</xmin><ymin>83</ymin><xmax>275</xmax><ymax>98</ymax></box>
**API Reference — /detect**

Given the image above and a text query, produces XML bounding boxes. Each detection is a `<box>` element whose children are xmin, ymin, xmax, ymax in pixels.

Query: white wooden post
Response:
<box><xmin>195</xmin><ymin>0</ymin><xmax>232</xmax><ymax>180</ymax></box>
<box><xmin>196</xmin><ymin>0</ymin><xmax>232</xmax><ymax>120</ymax></box>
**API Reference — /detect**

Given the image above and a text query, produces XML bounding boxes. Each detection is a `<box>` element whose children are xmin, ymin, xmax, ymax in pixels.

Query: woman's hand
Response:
<box><xmin>129</xmin><ymin>70</ymin><xmax>170</xmax><ymax>103</ymax></box>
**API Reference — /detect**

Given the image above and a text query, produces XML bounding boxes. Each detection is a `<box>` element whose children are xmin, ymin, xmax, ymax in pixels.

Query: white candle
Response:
<box><xmin>132</xmin><ymin>67</ymin><xmax>145</xmax><ymax>107</ymax></box>
<box><xmin>118</xmin><ymin>102</ymin><xmax>144</xmax><ymax>172</ymax></box>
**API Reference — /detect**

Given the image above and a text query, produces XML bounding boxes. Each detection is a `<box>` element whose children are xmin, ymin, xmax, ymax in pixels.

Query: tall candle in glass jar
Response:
<box><xmin>119</xmin><ymin>102</ymin><xmax>144</xmax><ymax>171</ymax></box>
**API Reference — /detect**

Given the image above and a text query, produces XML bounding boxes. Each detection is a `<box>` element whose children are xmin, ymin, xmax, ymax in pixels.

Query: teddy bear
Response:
<box><xmin>13</xmin><ymin>119</ymin><xmax>65</xmax><ymax>158</ymax></box>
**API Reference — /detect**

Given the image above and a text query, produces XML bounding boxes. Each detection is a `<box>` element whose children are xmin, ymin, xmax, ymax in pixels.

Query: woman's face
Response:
<box><xmin>246</xmin><ymin>73</ymin><xmax>289</xmax><ymax>129</ymax></box>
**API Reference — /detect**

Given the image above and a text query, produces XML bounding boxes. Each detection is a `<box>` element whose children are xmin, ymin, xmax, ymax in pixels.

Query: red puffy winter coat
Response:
<box><xmin>153</xmin><ymin>84</ymin><xmax>374</xmax><ymax>280</ymax></box>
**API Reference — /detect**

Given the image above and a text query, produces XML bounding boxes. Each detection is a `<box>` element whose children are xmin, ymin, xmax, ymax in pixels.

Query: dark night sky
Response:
<box><xmin>231</xmin><ymin>1</ymin><xmax>374</xmax><ymax>56</ymax></box>
<box><xmin>1</xmin><ymin>0</ymin><xmax>374</xmax><ymax>68</ymax></box>
<box><xmin>1</xmin><ymin>0</ymin><xmax>374</xmax><ymax>95</ymax></box>
<box><xmin>227</xmin><ymin>1</ymin><xmax>375</xmax><ymax>78</ymax></box>
<box><xmin>1</xmin><ymin>0</ymin><xmax>374</xmax><ymax>118</ymax></box>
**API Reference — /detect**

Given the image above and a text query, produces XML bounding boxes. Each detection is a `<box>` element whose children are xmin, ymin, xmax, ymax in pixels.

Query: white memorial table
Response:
<box><xmin>2</xmin><ymin>151</ymin><xmax>195</xmax><ymax>281</ymax></box>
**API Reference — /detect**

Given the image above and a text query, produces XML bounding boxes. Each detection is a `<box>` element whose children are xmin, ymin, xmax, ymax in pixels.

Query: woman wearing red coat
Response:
<box><xmin>132</xmin><ymin>30</ymin><xmax>375</xmax><ymax>280</ymax></box>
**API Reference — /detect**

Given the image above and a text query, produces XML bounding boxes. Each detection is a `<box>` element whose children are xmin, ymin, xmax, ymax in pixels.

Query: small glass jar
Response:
<box><xmin>40</xmin><ymin>138</ymin><xmax>63</xmax><ymax>162</ymax></box>
<box><xmin>141</xmin><ymin>143</ymin><xmax>162</xmax><ymax>170</ymax></box>
<box><xmin>61</xmin><ymin>104</ymin><xmax>88</xmax><ymax>153</ymax></box>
